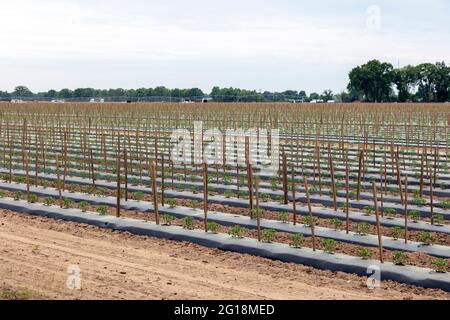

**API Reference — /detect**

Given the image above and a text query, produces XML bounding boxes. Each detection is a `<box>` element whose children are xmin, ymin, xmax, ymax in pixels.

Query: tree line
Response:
<box><xmin>1</xmin><ymin>60</ymin><xmax>449</xmax><ymax>103</ymax></box>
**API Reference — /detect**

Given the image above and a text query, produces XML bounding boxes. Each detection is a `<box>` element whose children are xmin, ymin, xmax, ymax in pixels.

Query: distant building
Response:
<box><xmin>89</xmin><ymin>98</ymin><xmax>105</xmax><ymax>103</ymax></box>
<box><xmin>11</xmin><ymin>99</ymin><xmax>24</xmax><ymax>104</ymax></box>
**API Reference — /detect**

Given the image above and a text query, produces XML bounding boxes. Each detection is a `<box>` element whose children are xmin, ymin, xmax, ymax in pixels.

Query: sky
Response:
<box><xmin>0</xmin><ymin>0</ymin><xmax>449</xmax><ymax>94</ymax></box>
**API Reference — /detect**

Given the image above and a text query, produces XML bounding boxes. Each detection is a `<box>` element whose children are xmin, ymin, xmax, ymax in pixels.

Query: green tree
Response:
<box><xmin>393</xmin><ymin>65</ymin><xmax>417</xmax><ymax>102</ymax></box>
<box><xmin>320</xmin><ymin>89</ymin><xmax>334</xmax><ymax>101</ymax></box>
<box><xmin>13</xmin><ymin>86</ymin><xmax>33</xmax><ymax>97</ymax></box>
<box><xmin>58</xmin><ymin>88</ymin><xmax>73</xmax><ymax>99</ymax></box>
<box><xmin>348</xmin><ymin>60</ymin><xmax>395</xmax><ymax>102</ymax></box>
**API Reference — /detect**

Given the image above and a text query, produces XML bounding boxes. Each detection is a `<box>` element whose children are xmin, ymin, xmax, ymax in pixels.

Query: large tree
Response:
<box><xmin>393</xmin><ymin>65</ymin><xmax>418</xmax><ymax>102</ymax></box>
<box><xmin>12</xmin><ymin>86</ymin><xmax>33</xmax><ymax>98</ymax></box>
<box><xmin>348</xmin><ymin>60</ymin><xmax>395</xmax><ymax>102</ymax></box>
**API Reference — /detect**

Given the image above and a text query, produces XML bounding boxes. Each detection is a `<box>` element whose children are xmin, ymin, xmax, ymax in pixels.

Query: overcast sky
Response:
<box><xmin>1</xmin><ymin>0</ymin><xmax>449</xmax><ymax>94</ymax></box>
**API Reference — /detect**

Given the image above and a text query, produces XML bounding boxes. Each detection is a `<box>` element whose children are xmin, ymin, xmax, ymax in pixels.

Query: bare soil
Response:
<box><xmin>1</xmin><ymin>209</ymin><xmax>449</xmax><ymax>300</ymax></box>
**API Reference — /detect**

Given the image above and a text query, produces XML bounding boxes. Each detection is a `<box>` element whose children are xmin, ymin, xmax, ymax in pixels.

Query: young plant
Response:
<box><xmin>393</xmin><ymin>251</ymin><xmax>408</xmax><ymax>266</ymax></box>
<box><xmin>357</xmin><ymin>247</ymin><xmax>372</xmax><ymax>260</ymax></box>
<box><xmin>408</xmin><ymin>210</ymin><xmax>421</xmax><ymax>223</ymax></box>
<box><xmin>441</xmin><ymin>200</ymin><xmax>450</xmax><ymax>210</ymax></box>
<box><xmin>290</xmin><ymin>234</ymin><xmax>304</xmax><ymax>248</ymax></box>
<box><xmin>303</xmin><ymin>216</ymin><xmax>317</xmax><ymax>227</ymax></box>
<box><xmin>162</xmin><ymin>214</ymin><xmax>174</xmax><ymax>226</ymax></box>
<box><xmin>78</xmin><ymin>201</ymin><xmax>89</xmax><ymax>212</ymax></box>
<box><xmin>189</xmin><ymin>200</ymin><xmax>199</xmax><ymax>211</ymax></box>
<box><xmin>207</xmin><ymin>221</ymin><xmax>220</xmax><ymax>233</ymax></box>
<box><xmin>183</xmin><ymin>216</ymin><xmax>195</xmax><ymax>230</ymax></box>
<box><xmin>132</xmin><ymin>192</ymin><xmax>144</xmax><ymax>201</ymax></box>
<box><xmin>383</xmin><ymin>208</ymin><xmax>397</xmax><ymax>218</ymax></box>
<box><xmin>432</xmin><ymin>258</ymin><xmax>449</xmax><ymax>273</ymax></box>
<box><xmin>224</xmin><ymin>189</ymin><xmax>235</xmax><ymax>198</ymax></box>
<box><xmin>418</xmin><ymin>232</ymin><xmax>433</xmax><ymax>246</ymax></box>
<box><xmin>355</xmin><ymin>222</ymin><xmax>371</xmax><ymax>236</ymax></box>
<box><xmin>228</xmin><ymin>225</ymin><xmax>243</xmax><ymax>238</ymax></box>
<box><xmin>321</xmin><ymin>239</ymin><xmax>337</xmax><ymax>254</ymax></box>
<box><xmin>44</xmin><ymin>197</ymin><xmax>54</xmax><ymax>206</ymax></box>
<box><xmin>390</xmin><ymin>227</ymin><xmax>402</xmax><ymax>240</ymax></box>
<box><xmin>250</xmin><ymin>208</ymin><xmax>265</xmax><ymax>220</ymax></box>
<box><xmin>432</xmin><ymin>214</ymin><xmax>444</xmax><ymax>226</ymax></box>
<box><xmin>262</xmin><ymin>229</ymin><xmax>277</xmax><ymax>243</ymax></box>
<box><xmin>331</xmin><ymin>218</ymin><xmax>343</xmax><ymax>231</ymax></box>
<box><xmin>13</xmin><ymin>191</ymin><xmax>22</xmax><ymax>201</ymax></box>
<box><xmin>363</xmin><ymin>205</ymin><xmax>374</xmax><ymax>216</ymax></box>
<box><xmin>96</xmin><ymin>205</ymin><xmax>108</xmax><ymax>215</ymax></box>
<box><xmin>166</xmin><ymin>198</ymin><xmax>177</xmax><ymax>208</ymax></box>
<box><xmin>27</xmin><ymin>194</ymin><xmax>38</xmax><ymax>203</ymax></box>
<box><xmin>62</xmin><ymin>198</ymin><xmax>73</xmax><ymax>209</ymax></box>
<box><xmin>278</xmin><ymin>212</ymin><xmax>289</xmax><ymax>223</ymax></box>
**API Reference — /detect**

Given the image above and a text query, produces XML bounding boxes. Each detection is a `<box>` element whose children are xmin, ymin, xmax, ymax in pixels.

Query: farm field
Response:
<box><xmin>0</xmin><ymin>102</ymin><xmax>449</xmax><ymax>299</ymax></box>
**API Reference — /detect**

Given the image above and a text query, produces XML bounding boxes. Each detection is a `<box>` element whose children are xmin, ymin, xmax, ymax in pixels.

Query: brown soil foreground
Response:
<box><xmin>0</xmin><ymin>210</ymin><xmax>449</xmax><ymax>300</ymax></box>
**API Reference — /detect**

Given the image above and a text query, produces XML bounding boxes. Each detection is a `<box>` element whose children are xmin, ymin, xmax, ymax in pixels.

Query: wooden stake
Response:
<box><xmin>291</xmin><ymin>163</ymin><xmax>297</xmax><ymax>226</ymax></box>
<box><xmin>116</xmin><ymin>137</ymin><xmax>121</xmax><ymax>218</ymax></box>
<box><xmin>345</xmin><ymin>150</ymin><xmax>350</xmax><ymax>234</ymax></box>
<box><xmin>123</xmin><ymin>140</ymin><xmax>128</xmax><ymax>201</ymax></box>
<box><xmin>356</xmin><ymin>150</ymin><xmax>363</xmax><ymax>200</ymax></box>
<box><xmin>372</xmin><ymin>181</ymin><xmax>383</xmax><ymax>263</ymax></box>
<box><xmin>151</xmin><ymin>161</ymin><xmax>160</xmax><ymax>225</ymax></box>
<box><xmin>203</xmin><ymin>162</ymin><xmax>208</xmax><ymax>232</ymax></box>
<box><xmin>90</xmin><ymin>148</ymin><xmax>95</xmax><ymax>187</ymax></box>
<box><xmin>303</xmin><ymin>176</ymin><xmax>316</xmax><ymax>251</ymax></box>
<box><xmin>56</xmin><ymin>155</ymin><xmax>62</xmax><ymax>203</ymax></box>
<box><xmin>282</xmin><ymin>151</ymin><xmax>288</xmax><ymax>205</ymax></box>
<box><xmin>255</xmin><ymin>173</ymin><xmax>261</xmax><ymax>242</ymax></box>
<box><xmin>404</xmin><ymin>176</ymin><xmax>408</xmax><ymax>244</ymax></box>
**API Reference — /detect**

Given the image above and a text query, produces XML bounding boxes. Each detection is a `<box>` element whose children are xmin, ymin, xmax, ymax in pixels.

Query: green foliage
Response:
<box><xmin>432</xmin><ymin>258</ymin><xmax>449</xmax><ymax>273</ymax></box>
<box><xmin>390</xmin><ymin>227</ymin><xmax>402</xmax><ymax>240</ymax></box>
<box><xmin>433</xmin><ymin>214</ymin><xmax>444</xmax><ymax>225</ymax></box>
<box><xmin>321</xmin><ymin>239</ymin><xmax>337</xmax><ymax>254</ymax></box>
<box><xmin>363</xmin><ymin>205</ymin><xmax>374</xmax><ymax>216</ymax></box>
<box><xmin>250</xmin><ymin>208</ymin><xmax>265</xmax><ymax>219</ymax></box>
<box><xmin>189</xmin><ymin>200</ymin><xmax>199</xmax><ymax>210</ymax></box>
<box><xmin>355</xmin><ymin>222</ymin><xmax>371</xmax><ymax>236</ymax></box>
<box><xmin>132</xmin><ymin>191</ymin><xmax>144</xmax><ymax>201</ymax></box>
<box><xmin>183</xmin><ymin>216</ymin><xmax>195</xmax><ymax>230</ymax></box>
<box><xmin>79</xmin><ymin>201</ymin><xmax>89</xmax><ymax>212</ymax></box>
<box><xmin>408</xmin><ymin>210</ymin><xmax>421</xmax><ymax>223</ymax></box>
<box><xmin>383</xmin><ymin>208</ymin><xmax>397</xmax><ymax>217</ymax></box>
<box><xmin>441</xmin><ymin>200</ymin><xmax>450</xmax><ymax>210</ymax></box>
<box><xmin>278</xmin><ymin>212</ymin><xmax>289</xmax><ymax>223</ymax></box>
<box><xmin>224</xmin><ymin>189</ymin><xmax>235</xmax><ymax>198</ymax></box>
<box><xmin>166</xmin><ymin>198</ymin><xmax>177</xmax><ymax>208</ymax></box>
<box><xmin>331</xmin><ymin>218</ymin><xmax>343</xmax><ymax>231</ymax></box>
<box><xmin>44</xmin><ymin>197</ymin><xmax>54</xmax><ymax>206</ymax></box>
<box><xmin>290</xmin><ymin>234</ymin><xmax>304</xmax><ymax>248</ymax></box>
<box><xmin>303</xmin><ymin>216</ymin><xmax>317</xmax><ymax>227</ymax></box>
<box><xmin>357</xmin><ymin>248</ymin><xmax>372</xmax><ymax>260</ymax></box>
<box><xmin>393</xmin><ymin>251</ymin><xmax>408</xmax><ymax>266</ymax></box>
<box><xmin>162</xmin><ymin>214</ymin><xmax>174</xmax><ymax>226</ymax></box>
<box><xmin>228</xmin><ymin>225</ymin><xmax>243</xmax><ymax>238</ymax></box>
<box><xmin>96</xmin><ymin>205</ymin><xmax>108</xmax><ymax>215</ymax></box>
<box><xmin>207</xmin><ymin>221</ymin><xmax>220</xmax><ymax>233</ymax></box>
<box><xmin>62</xmin><ymin>198</ymin><xmax>73</xmax><ymax>209</ymax></box>
<box><xmin>27</xmin><ymin>194</ymin><xmax>38</xmax><ymax>203</ymax></box>
<box><xmin>14</xmin><ymin>191</ymin><xmax>22</xmax><ymax>201</ymax></box>
<box><xmin>418</xmin><ymin>232</ymin><xmax>433</xmax><ymax>245</ymax></box>
<box><xmin>262</xmin><ymin>229</ymin><xmax>277</xmax><ymax>243</ymax></box>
